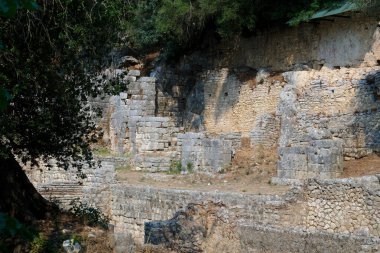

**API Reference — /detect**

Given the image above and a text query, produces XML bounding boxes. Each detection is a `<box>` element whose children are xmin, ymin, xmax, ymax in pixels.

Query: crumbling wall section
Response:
<box><xmin>277</xmin><ymin>67</ymin><xmax>380</xmax><ymax>179</ymax></box>
<box><xmin>177</xmin><ymin>132</ymin><xmax>241</xmax><ymax>171</ymax></box>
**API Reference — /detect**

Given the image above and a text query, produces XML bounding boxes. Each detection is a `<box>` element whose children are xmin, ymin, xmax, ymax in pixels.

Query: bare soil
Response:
<box><xmin>117</xmin><ymin>153</ymin><xmax>380</xmax><ymax>196</ymax></box>
<box><xmin>341</xmin><ymin>153</ymin><xmax>380</xmax><ymax>178</ymax></box>
<box><xmin>116</xmin><ymin>146</ymin><xmax>288</xmax><ymax>195</ymax></box>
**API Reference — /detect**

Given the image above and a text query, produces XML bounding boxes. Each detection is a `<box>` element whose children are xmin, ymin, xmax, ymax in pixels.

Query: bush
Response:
<box><xmin>69</xmin><ymin>199</ymin><xmax>109</xmax><ymax>229</ymax></box>
<box><xmin>0</xmin><ymin>213</ymin><xmax>35</xmax><ymax>252</ymax></box>
<box><xmin>186</xmin><ymin>161</ymin><xmax>194</xmax><ymax>173</ymax></box>
<box><xmin>169</xmin><ymin>160</ymin><xmax>182</xmax><ymax>174</ymax></box>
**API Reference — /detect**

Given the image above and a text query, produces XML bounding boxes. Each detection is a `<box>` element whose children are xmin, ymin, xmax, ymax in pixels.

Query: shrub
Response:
<box><xmin>186</xmin><ymin>161</ymin><xmax>194</xmax><ymax>173</ymax></box>
<box><xmin>169</xmin><ymin>160</ymin><xmax>182</xmax><ymax>174</ymax></box>
<box><xmin>69</xmin><ymin>199</ymin><xmax>109</xmax><ymax>229</ymax></box>
<box><xmin>0</xmin><ymin>213</ymin><xmax>35</xmax><ymax>252</ymax></box>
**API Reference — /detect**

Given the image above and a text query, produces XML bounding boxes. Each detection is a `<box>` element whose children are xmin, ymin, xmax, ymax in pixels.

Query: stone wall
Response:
<box><xmin>25</xmin><ymin>160</ymin><xmax>115</xmax><ymax>214</ymax></box>
<box><xmin>99</xmin><ymin>70</ymin><xmax>247</xmax><ymax>172</ymax></box>
<box><xmin>277</xmin><ymin>67</ymin><xmax>380</xmax><ymax>179</ymax></box>
<box><xmin>134</xmin><ymin>117</ymin><xmax>178</xmax><ymax>171</ymax></box>
<box><xmin>200</xmin><ymin>68</ymin><xmax>283</xmax><ymax>138</ymax></box>
<box><xmin>100</xmin><ymin>65</ymin><xmax>380</xmax><ymax>177</ymax></box>
<box><xmin>177</xmin><ymin>132</ymin><xmax>241</xmax><ymax>171</ymax></box>
<box><xmin>214</xmin><ymin>12</ymin><xmax>380</xmax><ymax>71</ymax></box>
<box><xmin>96</xmin><ymin>12</ymin><xmax>380</xmax><ymax>178</ymax></box>
<box><xmin>304</xmin><ymin>176</ymin><xmax>380</xmax><ymax>236</ymax></box>
<box><xmin>25</xmin><ymin>161</ymin><xmax>380</xmax><ymax>252</ymax></box>
<box><xmin>110</xmin><ymin>175</ymin><xmax>380</xmax><ymax>252</ymax></box>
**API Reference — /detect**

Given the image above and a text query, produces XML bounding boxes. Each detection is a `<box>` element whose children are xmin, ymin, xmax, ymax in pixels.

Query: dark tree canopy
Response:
<box><xmin>0</xmin><ymin>0</ymin><xmax>126</xmax><ymax>168</ymax></box>
<box><xmin>125</xmin><ymin>0</ymin><xmax>377</xmax><ymax>57</ymax></box>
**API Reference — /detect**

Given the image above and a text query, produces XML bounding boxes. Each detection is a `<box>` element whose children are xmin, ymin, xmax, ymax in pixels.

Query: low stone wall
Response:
<box><xmin>26</xmin><ymin>162</ymin><xmax>380</xmax><ymax>252</ymax></box>
<box><xmin>110</xmin><ymin>185</ymin><xmax>303</xmax><ymax>244</ymax></box>
<box><xmin>24</xmin><ymin>160</ymin><xmax>115</xmax><ymax>213</ymax></box>
<box><xmin>177</xmin><ymin>132</ymin><xmax>241</xmax><ymax>171</ymax></box>
<box><xmin>304</xmin><ymin>176</ymin><xmax>380</xmax><ymax>236</ymax></box>
<box><xmin>110</xmin><ymin>177</ymin><xmax>380</xmax><ymax>252</ymax></box>
<box><xmin>239</xmin><ymin>225</ymin><xmax>380</xmax><ymax>253</ymax></box>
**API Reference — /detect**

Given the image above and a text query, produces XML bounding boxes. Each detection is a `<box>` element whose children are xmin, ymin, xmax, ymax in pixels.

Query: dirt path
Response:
<box><xmin>116</xmin><ymin>154</ymin><xmax>380</xmax><ymax>196</ymax></box>
<box><xmin>116</xmin><ymin>164</ymin><xmax>289</xmax><ymax>195</ymax></box>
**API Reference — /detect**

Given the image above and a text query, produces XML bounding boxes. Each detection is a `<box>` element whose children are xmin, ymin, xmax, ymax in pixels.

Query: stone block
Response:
<box><xmin>139</xmin><ymin>77</ymin><xmax>156</xmax><ymax>82</ymax></box>
<box><xmin>127</xmin><ymin>70</ymin><xmax>141</xmax><ymax>77</ymax></box>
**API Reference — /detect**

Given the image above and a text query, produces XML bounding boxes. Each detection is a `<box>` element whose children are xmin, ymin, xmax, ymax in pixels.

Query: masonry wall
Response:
<box><xmin>96</xmin><ymin>12</ymin><xmax>380</xmax><ymax>178</ymax></box>
<box><xmin>277</xmin><ymin>67</ymin><xmax>380</xmax><ymax>179</ymax></box>
<box><xmin>24</xmin><ymin>160</ymin><xmax>115</xmax><ymax>214</ymax></box>
<box><xmin>109</xmin><ymin>176</ymin><xmax>380</xmax><ymax>252</ymax></box>
<box><xmin>25</xmin><ymin>161</ymin><xmax>380</xmax><ymax>251</ymax></box>
<box><xmin>213</xmin><ymin>12</ymin><xmax>380</xmax><ymax>71</ymax></box>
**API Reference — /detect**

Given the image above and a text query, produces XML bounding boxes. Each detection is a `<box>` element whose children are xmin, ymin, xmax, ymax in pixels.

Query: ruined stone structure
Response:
<box><xmin>95</xmin><ymin>11</ymin><xmax>380</xmax><ymax>180</ymax></box>
<box><xmin>24</xmin><ymin>9</ymin><xmax>380</xmax><ymax>253</ymax></box>
<box><xmin>25</xmin><ymin>163</ymin><xmax>380</xmax><ymax>252</ymax></box>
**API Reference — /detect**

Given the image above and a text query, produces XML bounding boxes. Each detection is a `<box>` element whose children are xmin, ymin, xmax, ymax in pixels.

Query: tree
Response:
<box><xmin>0</xmin><ymin>0</ymin><xmax>126</xmax><ymax>221</ymax></box>
<box><xmin>126</xmin><ymin>0</ymin><xmax>379</xmax><ymax>59</ymax></box>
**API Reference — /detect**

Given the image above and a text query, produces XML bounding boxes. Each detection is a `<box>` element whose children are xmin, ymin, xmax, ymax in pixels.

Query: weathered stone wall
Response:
<box><xmin>95</xmin><ymin>12</ymin><xmax>380</xmax><ymax>178</ymax></box>
<box><xmin>134</xmin><ymin>117</ymin><xmax>178</xmax><ymax>171</ymax></box>
<box><xmin>96</xmin><ymin>12</ymin><xmax>380</xmax><ymax>178</ymax></box>
<box><xmin>304</xmin><ymin>176</ymin><xmax>380</xmax><ymax>236</ymax></box>
<box><xmin>111</xmin><ymin>184</ymin><xmax>304</xmax><ymax>244</ymax></box>
<box><xmin>25</xmin><ymin>161</ymin><xmax>380</xmax><ymax>252</ymax></box>
<box><xmin>200</xmin><ymin>68</ymin><xmax>283</xmax><ymax>138</ymax></box>
<box><xmin>101</xmin><ymin>65</ymin><xmax>380</xmax><ymax>177</ymax></box>
<box><xmin>277</xmin><ymin>67</ymin><xmax>380</xmax><ymax>179</ymax></box>
<box><xmin>215</xmin><ymin>13</ymin><xmax>380</xmax><ymax>71</ymax></box>
<box><xmin>177</xmin><ymin>132</ymin><xmax>241</xmax><ymax>171</ymax></box>
<box><xmin>99</xmin><ymin>70</ymin><xmax>247</xmax><ymax>172</ymax></box>
<box><xmin>110</xmin><ymin>175</ymin><xmax>380</xmax><ymax>252</ymax></box>
<box><xmin>239</xmin><ymin>225</ymin><xmax>380</xmax><ymax>253</ymax></box>
<box><xmin>25</xmin><ymin>160</ymin><xmax>115</xmax><ymax>214</ymax></box>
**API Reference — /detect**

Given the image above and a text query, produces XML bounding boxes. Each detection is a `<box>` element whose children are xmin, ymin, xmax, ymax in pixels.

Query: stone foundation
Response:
<box><xmin>25</xmin><ymin>159</ymin><xmax>380</xmax><ymax>252</ymax></box>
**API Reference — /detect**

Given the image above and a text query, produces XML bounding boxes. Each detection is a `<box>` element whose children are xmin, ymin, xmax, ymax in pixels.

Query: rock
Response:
<box><xmin>127</xmin><ymin>70</ymin><xmax>141</xmax><ymax>77</ymax></box>
<box><xmin>62</xmin><ymin>240</ymin><xmax>81</xmax><ymax>253</ymax></box>
<box><xmin>119</xmin><ymin>56</ymin><xmax>140</xmax><ymax>68</ymax></box>
<box><xmin>88</xmin><ymin>232</ymin><xmax>96</xmax><ymax>238</ymax></box>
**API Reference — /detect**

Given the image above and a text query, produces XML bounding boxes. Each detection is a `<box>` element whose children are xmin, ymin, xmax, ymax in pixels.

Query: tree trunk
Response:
<box><xmin>0</xmin><ymin>155</ymin><xmax>53</xmax><ymax>222</ymax></box>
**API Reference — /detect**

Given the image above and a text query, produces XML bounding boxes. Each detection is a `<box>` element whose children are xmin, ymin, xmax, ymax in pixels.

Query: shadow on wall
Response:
<box><xmin>211</xmin><ymin>68</ymin><xmax>240</xmax><ymax>123</ymax></box>
<box><xmin>343</xmin><ymin>69</ymin><xmax>380</xmax><ymax>159</ymax></box>
<box><xmin>227</xmin><ymin>13</ymin><xmax>380</xmax><ymax>71</ymax></box>
<box><xmin>176</xmin><ymin>13</ymin><xmax>380</xmax><ymax>134</ymax></box>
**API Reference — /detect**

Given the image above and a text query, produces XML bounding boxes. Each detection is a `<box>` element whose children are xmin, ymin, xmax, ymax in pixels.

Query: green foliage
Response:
<box><xmin>69</xmin><ymin>199</ymin><xmax>109</xmax><ymax>229</ymax></box>
<box><xmin>92</xmin><ymin>147</ymin><xmax>113</xmax><ymax>157</ymax></box>
<box><xmin>0</xmin><ymin>213</ymin><xmax>35</xmax><ymax>252</ymax></box>
<box><xmin>186</xmin><ymin>161</ymin><xmax>194</xmax><ymax>173</ymax></box>
<box><xmin>0</xmin><ymin>0</ymin><xmax>126</xmax><ymax>168</ymax></box>
<box><xmin>287</xmin><ymin>0</ymin><xmax>379</xmax><ymax>26</ymax></box>
<box><xmin>169</xmin><ymin>160</ymin><xmax>182</xmax><ymax>174</ymax></box>
<box><xmin>0</xmin><ymin>0</ymin><xmax>38</xmax><ymax>111</ymax></box>
<box><xmin>29</xmin><ymin>232</ymin><xmax>64</xmax><ymax>253</ymax></box>
<box><xmin>126</xmin><ymin>0</ymin><xmax>162</xmax><ymax>49</ymax></box>
<box><xmin>30</xmin><ymin>233</ymin><xmax>48</xmax><ymax>253</ymax></box>
<box><xmin>143</xmin><ymin>0</ymin><xmax>258</xmax><ymax>49</ymax></box>
<box><xmin>0</xmin><ymin>0</ymin><xmax>38</xmax><ymax>18</ymax></box>
<box><xmin>168</xmin><ymin>160</ymin><xmax>194</xmax><ymax>174</ymax></box>
<box><xmin>127</xmin><ymin>0</ymin><xmax>364</xmax><ymax>57</ymax></box>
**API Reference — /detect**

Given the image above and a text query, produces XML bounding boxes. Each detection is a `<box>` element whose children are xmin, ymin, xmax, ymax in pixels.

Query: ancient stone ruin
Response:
<box><xmin>25</xmin><ymin>10</ymin><xmax>380</xmax><ymax>252</ymax></box>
